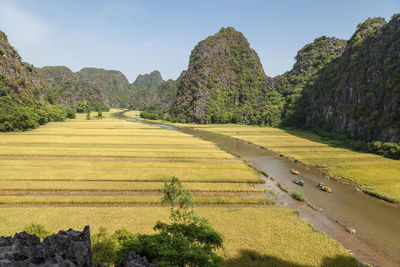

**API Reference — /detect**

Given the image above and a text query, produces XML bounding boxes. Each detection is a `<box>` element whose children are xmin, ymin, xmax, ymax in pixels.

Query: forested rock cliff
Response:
<box><xmin>300</xmin><ymin>15</ymin><xmax>400</xmax><ymax>142</ymax></box>
<box><xmin>170</xmin><ymin>27</ymin><xmax>280</xmax><ymax>125</ymax></box>
<box><xmin>0</xmin><ymin>31</ymin><xmax>74</xmax><ymax>131</ymax></box>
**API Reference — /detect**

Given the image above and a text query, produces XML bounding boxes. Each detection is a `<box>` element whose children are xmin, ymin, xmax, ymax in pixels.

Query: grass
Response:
<box><xmin>0</xmin><ymin>207</ymin><xmax>357</xmax><ymax>267</ymax></box>
<box><xmin>178</xmin><ymin>124</ymin><xmax>400</xmax><ymax>201</ymax></box>
<box><xmin>292</xmin><ymin>191</ymin><xmax>306</xmax><ymax>202</ymax></box>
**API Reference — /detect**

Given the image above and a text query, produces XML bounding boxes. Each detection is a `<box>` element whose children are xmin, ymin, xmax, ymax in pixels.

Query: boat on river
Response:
<box><xmin>290</xmin><ymin>169</ymin><xmax>300</xmax><ymax>175</ymax></box>
<box><xmin>293</xmin><ymin>178</ymin><xmax>304</xmax><ymax>186</ymax></box>
<box><xmin>317</xmin><ymin>182</ymin><xmax>332</xmax><ymax>193</ymax></box>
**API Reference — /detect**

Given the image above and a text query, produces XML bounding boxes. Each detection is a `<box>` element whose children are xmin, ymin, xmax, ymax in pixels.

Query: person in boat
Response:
<box><xmin>294</xmin><ymin>178</ymin><xmax>304</xmax><ymax>185</ymax></box>
<box><xmin>318</xmin><ymin>181</ymin><xmax>324</xmax><ymax>188</ymax></box>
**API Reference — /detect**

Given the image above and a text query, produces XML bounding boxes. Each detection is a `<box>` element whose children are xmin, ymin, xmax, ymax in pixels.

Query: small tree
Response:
<box><xmin>116</xmin><ymin>177</ymin><xmax>223</xmax><ymax>266</ymax></box>
<box><xmin>76</xmin><ymin>102</ymin><xmax>88</xmax><ymax>113</ymax></box>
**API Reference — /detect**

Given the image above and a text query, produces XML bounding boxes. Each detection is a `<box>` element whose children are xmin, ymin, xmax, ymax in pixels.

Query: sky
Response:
<box><xmin>0</xmin><ymin>0</ymin><xmax>399</xmax><ymax>82</ymax></box>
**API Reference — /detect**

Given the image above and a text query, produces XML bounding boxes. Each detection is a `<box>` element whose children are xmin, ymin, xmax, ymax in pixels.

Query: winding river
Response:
<box><xmin>123</xmin><ymin>115</ymin><xmax>400</xmax><ymax>267</ymax></box>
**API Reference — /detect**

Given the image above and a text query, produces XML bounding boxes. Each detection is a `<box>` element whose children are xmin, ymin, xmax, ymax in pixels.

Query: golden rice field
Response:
<box><xmin>0</xmin><ymin>207</ymin><xmax>357</xmax><ymax>266</ymax></box>
<box><xmin>0</xmin><ymin>109</ymin><xmax>357</xmax><ymax>266</ymax></box>
<box><xmin>179</xmin><ymin>123</ymin><xmax>400</xmax><ymax>201</ymax></box>
<box><xmin>0</xmin><ymin>110</ymin><xmax>264</xmax><ymax>206</ymax></box>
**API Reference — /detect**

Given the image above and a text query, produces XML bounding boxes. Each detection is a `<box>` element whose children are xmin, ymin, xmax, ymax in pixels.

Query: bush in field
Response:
<box><xmin>76</xmin><ymin>102</ymin><xmax>88</xmax><ymax>113</ymax></box>
<box><xmin>116</xmin><ymin>177</ymin><xmax>223</xmax><ymax>266</ymax></box>
<box><xmin>22</xmin><ymin>223</ymin><xmax>51</xmax><ymax>241</ymax></box>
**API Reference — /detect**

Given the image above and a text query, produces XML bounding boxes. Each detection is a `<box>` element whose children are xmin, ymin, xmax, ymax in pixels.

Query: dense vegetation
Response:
<box><xmin>77</xmin><ymin>67</ymin><xmax>133</xmax><ymax>108</ymax></box>
<box><xmin>38</xmin><ymin>66</ymin><xmax>112</xmax><ymax>112</ymax></box>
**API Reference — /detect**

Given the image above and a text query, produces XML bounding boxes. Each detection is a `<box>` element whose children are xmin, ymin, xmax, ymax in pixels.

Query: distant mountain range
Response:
<box><xmin>1</xmin><ymin>14</ymin><xmax>399</xmax><ymax>143</ymax></box>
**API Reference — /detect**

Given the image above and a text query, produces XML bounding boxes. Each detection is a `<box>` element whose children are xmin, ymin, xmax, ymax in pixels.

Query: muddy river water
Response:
<box><xmin>124</xmin><ymin>116</ymin><xmax>400</xmax><ymax>267</ymax></box>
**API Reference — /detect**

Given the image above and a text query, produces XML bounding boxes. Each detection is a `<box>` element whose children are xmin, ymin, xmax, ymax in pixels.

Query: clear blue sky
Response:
<box><xmin>0</xmin><ymin>0</ymin><xmax>399</xmax><ymax>81</ymax></box>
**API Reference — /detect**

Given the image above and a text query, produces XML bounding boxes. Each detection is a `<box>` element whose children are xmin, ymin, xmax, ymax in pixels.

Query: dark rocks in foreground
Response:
<box><xmin>0</xmin><ymin>226</ymin><xmax>156</xmax><ymax>267</ymax></box>
<box><xmin>0</xmin><ymin>226</ymin><xmax>92</xmax><ymax>266</ymax></box>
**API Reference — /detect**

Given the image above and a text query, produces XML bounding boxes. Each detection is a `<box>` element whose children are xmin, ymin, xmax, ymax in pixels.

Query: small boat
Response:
<box><xmin>317</xmin><ymin>182</ymin><xmax>332</xmax><ymax>193</ymax></box>
<box><xmin>293</xmin><ymin>178</ymin><xmax>304</xmax><ymax>186</ymax></box>
<box><xmin>290</xmin><ymin>169</ymin><xmax>300</xmax><ymax>175</ymax></box>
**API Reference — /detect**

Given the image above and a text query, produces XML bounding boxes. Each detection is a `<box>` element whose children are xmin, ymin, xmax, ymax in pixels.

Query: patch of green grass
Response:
<box><xmin>292</xmin><ymin>191</ymin><xmax>306</xmax><ymax>201</ymax></box>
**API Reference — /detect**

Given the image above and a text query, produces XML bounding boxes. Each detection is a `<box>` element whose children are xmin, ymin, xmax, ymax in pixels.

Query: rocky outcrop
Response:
<box><xmin>170</xmin><ymin>27</ymin><xmax>274</xmax><ymax>124</ymax></box>
<box><xmin>116</xmin><ymin>252</ymin><xmax>158</xmax><ymax>267</ymax></box>
<box><xmin>0</xmin><ymin>226</ymin><xmax>93</xmax><ymax>266</ymax></box>
<box><xmin>0</xmin><ymin>30</ymin><xmax>49</xmax><ymax>101</ymax></box>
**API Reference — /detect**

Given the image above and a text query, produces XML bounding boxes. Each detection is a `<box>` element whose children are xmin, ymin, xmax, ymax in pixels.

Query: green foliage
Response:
<box><xmin>93</xmin><ymin>111</ymin><xmax>103</xmax><ymax>120</ymax></box>
<box><xmin>116</xmin><ymin>177</ymin><xmax>223</xmax><ymax>266</ymax></box>
<box><xmin>139</xmin><ymin>106</ymin><xmax>164</xmax><ymax>120</ymax></box>
<box><xmin>76</xmin><ymin>102</ymin><xmax>88</xmax><ymax>113</ymax></box>
<box><xmin>92</xmin><ymin>227</ymin><xmax>116</xmax><ymax>265</ymax></box>
<box><xmin>161</xmin><ymin>177</ymin><xmax>195</xmax><ymax>224</ymax></box>
<box><xmin>63</xmin><ymin>106</ymin><xmax>76</xmax><ymax>119</ymax></box>
<box><xmin>22</xmin><ymin>223</ymin><xmax>51</xmax><ymax>241</ymax></box>
<box><xmin>292</xmin><ymin>191</ymin><xmax>306</xmax><ymax>201</ymax></box>
<box><xmin>86</xmin><ymin>111</ymin><xmax>91</xmax><ymax>120</ymax></box>
<box><xmin>92</xmin><ymin>226</ymin><xmax>137</xmax><ymax>266</ymax></box>
<box><xmin>309</xmin><ymin>127</ymin><xmax>400</xmax><ymax>159</ymax></box>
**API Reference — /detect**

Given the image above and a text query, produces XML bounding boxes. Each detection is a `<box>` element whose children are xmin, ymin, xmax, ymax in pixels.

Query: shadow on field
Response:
<box><xmin>223</xmin><ymin>249</ymin><xmax>358</xmax><ymax>267</ymax></box>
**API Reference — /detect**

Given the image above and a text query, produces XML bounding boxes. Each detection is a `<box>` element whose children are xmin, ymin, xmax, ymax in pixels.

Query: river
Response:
<box><xmin>124</xmin><ymin>115</ymin><xmax>400</xmax><ymax>267</ymax></box>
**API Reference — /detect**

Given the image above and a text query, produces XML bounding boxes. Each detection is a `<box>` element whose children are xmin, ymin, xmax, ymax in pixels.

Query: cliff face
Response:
<box><xmin>131</xmin><ymin>71</ymin><xmax>177</xmax><ymax>109</ymax></box>
<box><xmin>274</xmin><ymin>36</ymin><xmax>347</xmax><ymax>125</ymax></box>
<box><xmin>38</xmin><ymin>66</ymin><xmax>109</xmax><ymax>110</ymax></box>
<box><xmin>0</xmin><ymin>30</ymin><xmax>49</xmax><ymax>102</ymax></box>
<box><xmin>301</xmin><ymin>15</ymin><xmax>400</xmax><ymax>142</ymax></box>
<box><xmin>170</xmin><ymin>27</ymin><xmax>274</xmax><ymax>124</ymax></box>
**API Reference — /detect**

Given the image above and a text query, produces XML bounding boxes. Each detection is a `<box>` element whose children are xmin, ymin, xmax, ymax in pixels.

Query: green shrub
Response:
<box><xmin>92</xmin><ymin>227</ymin><xmax>117</xmax><ymax>265</ymax></box>
<box><xmin>76</xmin><ymin>102</ymin><xmax>88</xmax><ymax>113</ymax></box>
<box><xmin>63</xmin><ymin>106</ymin><xmax>76</xmax><ymax>119</ymax></box>
<box><xmin>292</xmin><ymin>191</ymin><xmax>306</xmax><ymax>201</ymax></box>
<box><xmin>22</xmin><ymin>223</ymin><xmax>51</xmax><ymax>240</ymax></box>
<box><xmin>92</xmin><ymin>227</ymin><xmax>137</xmax><ymax>265</ymax></box>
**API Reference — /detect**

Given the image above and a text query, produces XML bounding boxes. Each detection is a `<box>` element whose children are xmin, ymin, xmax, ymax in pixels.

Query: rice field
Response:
<box><xmin>180</xmin><ymin>124</ymin><xmax>400</xmax><ymax>201</ymax></box>
<box><xmin>0</xmin><ymin>207</ymin><xmax>357</xmax><ymax>266</ymax></box>
<box><xmin>0</xmin><ymin>110</ymin><xmax>263</xmax><ymax>204</ymax></box>
<box><xmin>0</xmin><ymin>110</ymin><xmax>358</xmax><ymax>266</ymax></box>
